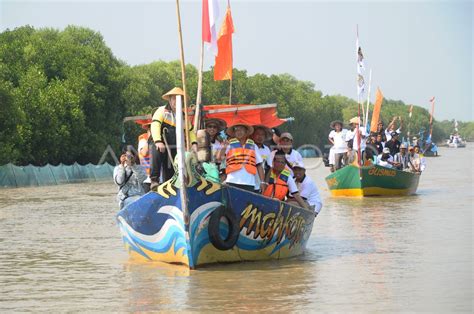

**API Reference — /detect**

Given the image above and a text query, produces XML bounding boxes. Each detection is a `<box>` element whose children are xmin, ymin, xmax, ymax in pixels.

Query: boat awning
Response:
<box><xmin>200</xmin><ymin>104</ymin><xmax>287</xmax><ymax>128</ymax></box>
<box><xmin>124</xmin><ymin>104</ymin><xmax>289</xmax><ymax>128</ymax></box>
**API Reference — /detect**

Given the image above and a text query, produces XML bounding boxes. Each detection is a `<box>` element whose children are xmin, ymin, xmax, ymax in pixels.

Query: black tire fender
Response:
<box><xmin>208</xmin><ymin>205</ymin><xmax>240</xmax><ymax>250</ymax></box>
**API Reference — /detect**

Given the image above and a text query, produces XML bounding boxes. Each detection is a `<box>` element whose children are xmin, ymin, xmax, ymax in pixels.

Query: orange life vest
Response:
<box><xmin>263</xmin><ymin>167</ymin><xmax>291</xmax><ymax>201</ymax></box>
<box><xmin>138</xmin><ymin>133</ymin><xmax>151</xmax><ymax>175</ymax></box>
<box><xmin>225</xmin><ymin>138</ymin><xmax>257</xmax><ymax>175</ymax></box>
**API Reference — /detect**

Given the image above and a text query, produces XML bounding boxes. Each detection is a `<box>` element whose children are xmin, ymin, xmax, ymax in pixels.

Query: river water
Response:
<box><xmin>0</xmin><ymin>146</ymin><xmax>472</xmax><ymax>312</ymax></box>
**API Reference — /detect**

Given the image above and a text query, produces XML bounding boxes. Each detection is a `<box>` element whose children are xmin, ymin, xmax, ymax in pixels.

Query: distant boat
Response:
<box><xmin>325</xmin><ymin>164</ymin><xmax>420</xmax><ymax>197</ymax></box>
<box><xmin>446</xmin><ymin>138</ymin><xmax>466</xmax><ymax>148</ymax></box>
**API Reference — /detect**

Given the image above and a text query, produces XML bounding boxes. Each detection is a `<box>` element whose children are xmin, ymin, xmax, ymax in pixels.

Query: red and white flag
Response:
<box><xmin>202</xmin><ymin>0</ymin><xmax>220</xmax><ymax>56</ymax></box>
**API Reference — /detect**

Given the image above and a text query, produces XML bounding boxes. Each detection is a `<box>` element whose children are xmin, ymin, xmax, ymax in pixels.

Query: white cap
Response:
<box><xmin>293</xmin><ymin>161</ymin><xmax>306</xmax><ymax>170</ymax></box>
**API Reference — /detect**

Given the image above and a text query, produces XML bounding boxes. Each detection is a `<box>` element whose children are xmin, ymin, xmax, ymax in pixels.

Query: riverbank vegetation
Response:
<box><xmin>1</xmin><ymin>26</ymin><xmax>471</xmax><ymax>165</ymax></box>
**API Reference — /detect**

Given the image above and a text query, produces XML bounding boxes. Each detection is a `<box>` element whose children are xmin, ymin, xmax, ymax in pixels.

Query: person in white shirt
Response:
<box><xmin>292</xmin><ymin>162</ymin><xmax>322</xmax><ymax>216</ymax></box>
<box><xmin>328</xmin><ymin>120</ymin><xmax>348</xmax><ymax>171</ymax></box>
<box><xmin>268</xmin><ymin>132</ymin><xmax>303</xmax><ymax>175</ymax></box>
<box><xmin>414</xmin><ymin>145</ymin><xmax>426</xmax><ymax>172</ymax></box>
<box><xmin>219</xmin><ymin>124</ymin><xmax>266</xmax><ymax>192</ymax></box>
<box><xmin>345</xmin><ymin>117</ymin><xmax>367</xmax><ymax>162</ymax></box>
<box><xmin>252</xmin><ymin>125</ymin><xmax>273</xmax><ymax>192</ymax></box>
<box><xmin>385</xmin><ymin>116</ymin><xmax>402</xmax><ymax>142</ymax></box>
<box><xmin>408</xmin><ymin>146</ymin><xmax>422</xmax><ymax>173</ymax></box>
<box><xmin>376</xmin><ymin>147</ymin><xmax>394</xmax><ymax>168</ymax></box>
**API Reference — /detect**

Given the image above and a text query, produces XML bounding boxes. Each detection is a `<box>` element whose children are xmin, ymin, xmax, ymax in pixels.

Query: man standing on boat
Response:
<box><xmin>385</xmin><ymin>116</ymin><xmax>403</xmax><ymax>142</ymax></box>
<box><xmin>219</xmin><ymin>123</ymin><xmax>266</xmax><ymax>192</ymax></box>
<box><xmin>385</xmin><ymin>132</ymin><xmax>401</xmax><ymax>156</ymax></box>
<box><xmin>328</xmin><ymin>120</ymin><xmax>348</xmax><ymax>171</ymax></box>
<box><xmin>346</xmin><ymin>117</ymin><xmax>367</xmax><ymax>162</ymax></box>
<box><xmin>150</xmin><ymin>87</ymin><xmax>197</xmax><ymax>188</ymax></box>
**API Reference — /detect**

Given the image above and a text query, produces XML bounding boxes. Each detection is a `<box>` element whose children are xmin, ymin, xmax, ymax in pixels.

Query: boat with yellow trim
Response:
<box><xmin>117</xmin><ymin>103</ymin><xmax>316</xmax><ymax>269</ymax></box>
<box><xmin>325</xmin><ymin>164</ymin><xmax>420</xmax><ymax>197</ymax></box>
<box><xmin>117</xmin><ymin>153</ymin><xmax>316</xmax><ymax>269</ymax></box>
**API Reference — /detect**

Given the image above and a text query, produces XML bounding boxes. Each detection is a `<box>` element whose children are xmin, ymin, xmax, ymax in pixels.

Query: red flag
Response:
<box><xmin>202</xmin><ymin>0</ymin><xmax>211</xmax><ymax>42</ymax></box>
<box><xmin>214</xmin><ymin>6</ymin><xmax>234</xmax><ymax>81</ymax></box>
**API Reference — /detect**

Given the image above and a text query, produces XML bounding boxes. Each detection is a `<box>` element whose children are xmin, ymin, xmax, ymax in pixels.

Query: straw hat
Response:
<box><xmin>349</xmin><ymin>117</ymin><xmax>361</xmax><ymax>125</ymax></box>
<box><xmin>162</xmin><ymin>87</ymin><xmax>187</xmax><ymax>101</ymax></box>
<box><xmin>330</xmin><ymin>120</ymin><xmax>344</xmax><ymax>129</ymax></box>
<box><xmin>226</xmin><ymin>123</ymin><xmax>254</xmax><ymax>138</ymax></box>
<box><xmin>252</xmin><ymin>125</ymin><xmax>272</xmax><ymax>139</ymax></box>
<box><xmin>205</xmin><ymin>118</ymin><xmax>226</xmax><ymax>132</ymax></box>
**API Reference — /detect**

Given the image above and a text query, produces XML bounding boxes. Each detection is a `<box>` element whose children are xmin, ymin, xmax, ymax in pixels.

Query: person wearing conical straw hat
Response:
<box><xmin>328</xmin><ymin>120</ymin><xmax>347</xmax><ymax>171</ymax></box>
<box><xmin>149</xmin><ymin>87</ymin><xmax>197</xmax><ymax>188</ymax></box>
<box><xmin>218</xmin><ymin>123</ymin><xmax>266</xmax><ymax>192</ymax></box>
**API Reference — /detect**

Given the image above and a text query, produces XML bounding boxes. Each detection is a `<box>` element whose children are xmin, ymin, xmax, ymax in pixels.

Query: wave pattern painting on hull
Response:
<box><xmin>117</xmin><ymin>179</ymin><xmax>316</xmax><ymax>269</ymax></box>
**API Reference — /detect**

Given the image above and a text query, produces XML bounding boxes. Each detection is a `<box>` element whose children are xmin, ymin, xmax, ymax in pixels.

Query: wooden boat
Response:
<box><xmin>325</xmin><ymin>164</ymin><xmax>420</xmax><ymax>197</ymax></box>
<box><xmin>117</xmin><ymin>161</ymin><xmax>316</xmax><ymax>269</ymax></box>
<box><xmin>117</xmin><ymin>104</ymin><xmax>317</xmax><ymax>269</ymax></box>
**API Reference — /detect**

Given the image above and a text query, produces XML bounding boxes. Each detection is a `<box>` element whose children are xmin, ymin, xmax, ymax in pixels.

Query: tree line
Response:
<box><xmin>0</xmin><ymin>26</ymin><xmax>471</xmax><ymax>166</ymax></box>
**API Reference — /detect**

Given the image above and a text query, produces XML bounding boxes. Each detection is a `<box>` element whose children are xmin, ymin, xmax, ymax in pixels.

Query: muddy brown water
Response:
<box><xmin>0</xmin><ymin>145</ymin><xmax>472</xmax><ymax>312</ymax></box>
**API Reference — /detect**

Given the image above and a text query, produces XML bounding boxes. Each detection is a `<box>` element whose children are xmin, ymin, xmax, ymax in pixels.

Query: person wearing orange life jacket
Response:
<box><xmin>138</xmin><ymin>122</ymin><xmax>152</xmax><ymax>192</ymax></box>
<box><xmin>150</xmin><ymin>87</ymin><xmax>197</xmax><ymax>188</ymax></box>
<box><xmin>263</xmin><ymin>151</ymin><xmax>309</xmax><ymax>210</ymax></box>
<box><xmin>218</xmin><ymin>123</ymin><xmax>265</xmax><ymax>192</ymax></box>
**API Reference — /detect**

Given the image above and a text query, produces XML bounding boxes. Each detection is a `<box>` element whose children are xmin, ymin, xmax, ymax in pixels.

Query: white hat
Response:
<box><xmin>293</xmin><ymin>161</ymin><xmax>306</xmax><ymax>170</ymax></box>
<box><xmin>382</xmin><ymin>147</ymin><xmax>390</xmax><ymax>154</ymax></box>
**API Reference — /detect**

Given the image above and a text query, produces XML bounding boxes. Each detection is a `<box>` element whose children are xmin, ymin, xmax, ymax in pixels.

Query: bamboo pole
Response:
<box><xmin>175</xmin><ymin>0</ymin><xmax>190</xmax><ymax>150</ymax></box>
<box><xmin>364</xmin><ymin>69</ymin><xmax>372</xmax><ymax>129</ymax></box>
<box><xmin>229</xmin><ymin>78</ymin><xmax>233</xmax><ymax>105</ymax></box>
<box><xmin>194</xmin><ymin>41</ymin><xmax>204</xmax><ymax>132</ymax></box>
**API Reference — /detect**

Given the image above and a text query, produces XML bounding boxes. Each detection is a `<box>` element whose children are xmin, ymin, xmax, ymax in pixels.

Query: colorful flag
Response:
<box><xmin>214</xmin><ymin>6</ymin><xmax>234</xmax><ymax>81</ymax></box>
<box><xmin>202</xmin><ymin>0</ymin><xmax>220</xmax><ymax>56</ymax></box>
<box><xmin>370</xmin><ymin>87</ymin><xmax>384</xmax><ymax>132</ymax></box>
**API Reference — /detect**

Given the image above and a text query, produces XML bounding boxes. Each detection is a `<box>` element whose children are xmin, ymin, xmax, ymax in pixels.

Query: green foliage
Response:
<box><xmin>0</xmin><ymin>26</ymin><xmax>470</xmax><ymax>165</ymax></box>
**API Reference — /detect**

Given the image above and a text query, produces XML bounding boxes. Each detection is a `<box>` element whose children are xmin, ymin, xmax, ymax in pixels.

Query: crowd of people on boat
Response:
<box><xmin>327</xmin><ymin>116</ymin><xmax>426</xmax><ymax>173</ymax></box>
<box><xmin>114</xmin><ymin>87</ymin><xmax>322</xmax><ymax>214</ymax></box>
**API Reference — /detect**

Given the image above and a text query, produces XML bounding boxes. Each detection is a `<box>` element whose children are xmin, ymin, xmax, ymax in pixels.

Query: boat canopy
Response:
<box><xmin>124</xmin><ymin>104</ymin><xmax>287</xmax><ymax>128</ymax></box>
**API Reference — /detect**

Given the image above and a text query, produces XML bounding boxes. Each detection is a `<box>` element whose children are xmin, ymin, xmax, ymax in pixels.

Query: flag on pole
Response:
<box><xmin>356</xmin><ymin>35</ymin><xmax>366</xmax><ymax>98</ymax></box>
<box><xmin>202</xmin><ymin>0</ymin><xmax>220</xmax><ymax>56</ymax></box>
<box><xmin>214</xmin><ymin>6</ymin><xmax>234</xmax><ymax>81</ymax></box>
<box><xmin>429</xmin><ymin>96</ymin><xmax>435</xmax><ymax>125</ymax></box>
<box><xmin>409</xmin><ymin>105</ymin><xmax>413</xmax><ymax>118</ymax></box>
<box><xmin>369</xmin><ymin>87</ymin><xmax>384</xmax><ymax>132</ymax></box>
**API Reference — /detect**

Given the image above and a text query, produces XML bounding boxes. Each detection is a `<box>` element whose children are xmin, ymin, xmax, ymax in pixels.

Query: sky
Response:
<box><xmin>1</xmin><ymin>0</ymin><xmax>473</xmax><ymax>121</ymax></box>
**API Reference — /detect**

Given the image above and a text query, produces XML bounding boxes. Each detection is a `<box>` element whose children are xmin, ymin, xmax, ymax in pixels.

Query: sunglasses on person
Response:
<box><xmin>206</xmin><ymin>125</ymin><xmax>218</xmax><ymax>129</ymax></box>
